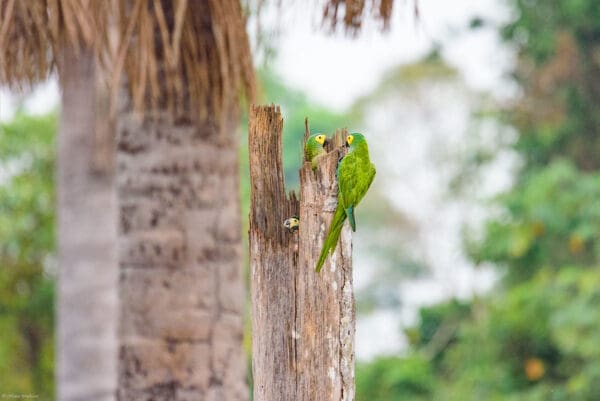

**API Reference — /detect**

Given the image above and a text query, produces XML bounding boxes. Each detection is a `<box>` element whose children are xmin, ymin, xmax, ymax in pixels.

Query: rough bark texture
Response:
<box><xmin>249</xmin><ymin>105</ymin><xmax>355</xmax><ymax>401</ymax></box>
<box><xmin>116</xmin><ymin>105</ymin><xmax>247</xmax><ymax>400</ymax></box>
<box><xmin>57</xmin><ymin>48</ymin><xmax>118</xmax><ymax>401</ymax></box>
<box><xmin>249</xmin><ymin>106</ymin><xmax>299</xmax><ymax>401</ymax></box>
<box><xmin>296</xmin><ymin>131</ymin><xmax>355</xmax><ymax>401</ymax></box>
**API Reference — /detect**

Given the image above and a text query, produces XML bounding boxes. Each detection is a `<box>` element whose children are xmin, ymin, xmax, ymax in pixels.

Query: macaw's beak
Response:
<box><xmin>344</xmin><ymin>140</ymin><xmax>350</xmax><ymax>148</ymax></box>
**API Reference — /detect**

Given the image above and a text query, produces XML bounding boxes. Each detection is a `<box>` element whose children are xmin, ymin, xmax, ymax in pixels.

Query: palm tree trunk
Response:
<box><xmin>116</xmin><ymin>106</ymin><xmax>247</xmax><ymax>400</ymax></box>
<box><xmin>56</xmin><ymin>48</ymin><xmax>118</xmax><ymax>401</ymax></box>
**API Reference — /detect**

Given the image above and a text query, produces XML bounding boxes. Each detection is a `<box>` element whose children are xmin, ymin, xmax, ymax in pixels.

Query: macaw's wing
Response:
<box><xmin>341</xmin><ymin>157</ymin><xmax>376</xmax><ymax>231</ymax></box>
<box><xmin>304</xmin><ymin>141</ymin><xmax>315</xmax><ymax>162</ymax></box>
<box><xmin>337</xmin><ymin>153</ymin><xmax>361</xmax><ymax>231</ymax></box>
<box><xmin>337</xmin><ymin>153</ymin><xmax>356</xmax><ymax>210</ymax></box>
<box><xmin>353</xmin><ymin>160</ymin><xmax>375</xmax><ymax>207</ymax></box>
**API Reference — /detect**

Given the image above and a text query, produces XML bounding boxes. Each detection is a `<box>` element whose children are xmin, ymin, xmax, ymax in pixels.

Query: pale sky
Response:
<box><xmin>271</xmin><ymin>0</ymin><xmax>514</xmax><ymax>110</ymax></box>
<box><xmin>0</xmin><ymin>78</ymin><xmax>59</xmax><ymax>122</ymax></box>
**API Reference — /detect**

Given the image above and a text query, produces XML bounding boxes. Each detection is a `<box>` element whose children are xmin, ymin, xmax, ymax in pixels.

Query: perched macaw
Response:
<box><xmin>283</xmin><ymin>216</ymin><xmax>300</xmax><ymax>231</ymax></box>
<box><xmin>304</xmin><ymin>133</ymin><xmax>327</xmax><ymax>170</ymax></box>
<box><xmin>316</xmin><ymin>132</ymin><xmax>375</xmax><ymax>272</ymax></box>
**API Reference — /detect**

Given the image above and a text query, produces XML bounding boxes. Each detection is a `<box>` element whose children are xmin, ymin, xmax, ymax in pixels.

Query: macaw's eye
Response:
<box><xmin>346</xmin><ymin>135</ymin><xmax>354</xmax><ymax>145</ymax></box>
<box><xmin>317</xmin><ymin>135</ymin><xmax>326</xmax><ymax>144</ymax></box>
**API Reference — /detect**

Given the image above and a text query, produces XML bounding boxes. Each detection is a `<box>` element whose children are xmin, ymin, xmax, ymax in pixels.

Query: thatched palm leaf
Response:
<box><xmin>0</xmin><ymin>0</ymin><xmax>255</xmax><ymax>129</ymax></box>
<box><xmin>0</xmin><ymin>0</ymin><xmax>106</xmax><ymax>87</ymax></box>
<box><xmin>323</xmin><ymin>0</ymin><xmax>396</xmax><ymax>33</ymax></box>
<box><xmin>111</xmin><ymin>0</ymin><xmax>255</xmax><ymax>122</ymax></box>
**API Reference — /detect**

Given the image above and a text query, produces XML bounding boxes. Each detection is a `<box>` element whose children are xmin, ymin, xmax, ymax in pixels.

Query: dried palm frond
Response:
<box><xmin>0</xmin><ymin>0</ymin><xmax>255</xmax><ymax>131</ymax></box>
<box><xmin>111</xmin><ymin>0</ymin><xmax>255</xmax><ymax>126</ymax></box>
<box><xmin>0</xmin><ymin>0</ymin><xmax>106</xmax><ymax>89</ymax></box>
<box><xmin>322</xmin><ymin>0</ymin><xmax>396</xmax><ymax>34</ymax></box>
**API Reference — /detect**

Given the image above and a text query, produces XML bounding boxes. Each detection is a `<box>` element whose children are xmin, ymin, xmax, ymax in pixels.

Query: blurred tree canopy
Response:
<box><xmin>0</xmin><ymin>113</ymin><xmax>55</xmax><ymax>398</ymax></box>
<box><xmin>467</xmin><ymin>161</ymin><xmax>600</xmax><ymax>284</ymax></box>
<box><xmin>357</xmin><ymin>0</ymin><xmax>600</xmax><ymax>400</ymax></box>
<box><xmin>503</xmin><ymin>0</ymin><xmax>600</xmax><ymax>170</ymax></box>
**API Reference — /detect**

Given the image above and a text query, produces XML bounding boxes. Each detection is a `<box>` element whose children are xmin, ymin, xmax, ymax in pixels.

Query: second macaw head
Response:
<box><xmin>346</xmin><ymin>132</ymin><xmax>366</xmax><ymax>148</ymax></box>
<box><xmin>309</xmin><ymin>133</ymin><xmax>327</xmax><ymax>147</ymax></box>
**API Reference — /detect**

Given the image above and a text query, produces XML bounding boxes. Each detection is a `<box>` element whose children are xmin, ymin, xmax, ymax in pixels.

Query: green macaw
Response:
<box><xmin>283</xmin><ymin>216</ymin><xmax>300</xmax><ymax>231</ymax></box>
<box><xmin>304</xmin><ymin>133</ymin><xmax>327</xmax><ymax>170</ymax></box>
<box><xmin>316</xmin><ymin>132</ymin><xmax>375</xmax><ymax>272</ymax></box>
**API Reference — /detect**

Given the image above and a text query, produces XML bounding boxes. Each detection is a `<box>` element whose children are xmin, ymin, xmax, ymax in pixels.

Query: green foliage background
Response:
<box><xmin>0</xmin><ymin>113</ymin><xmax>55</xmax><ymax>399</ymax></box>
<box><xmin>356</xmin><ymin>0</ymin><xmax>600</xmax><ymax>400</ymax></box>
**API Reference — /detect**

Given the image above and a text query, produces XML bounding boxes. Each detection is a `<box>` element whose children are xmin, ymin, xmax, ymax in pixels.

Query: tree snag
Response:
<box><xmin>249</xmin><ymin>105</ymin><xmax>355</xmax><ymax>401</ymax></box>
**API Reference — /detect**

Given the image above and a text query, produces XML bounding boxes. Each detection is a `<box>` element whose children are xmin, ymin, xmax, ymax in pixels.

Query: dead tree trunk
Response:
<box><xmin>249</xmin><ymin>105</ymin><xmax>355</xmax><ymax>401</ymax></box>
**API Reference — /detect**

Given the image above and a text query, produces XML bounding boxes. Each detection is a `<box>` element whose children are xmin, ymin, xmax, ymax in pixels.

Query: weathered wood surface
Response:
<box><xmin>249</xmin><ymin>105</ymin><xmax>355</xmax><ymax>401</ymax></box>
<box><xmin>249</xmin><ymin>105</ymin><xmax>299</xmax><ymax>401</ymax></box>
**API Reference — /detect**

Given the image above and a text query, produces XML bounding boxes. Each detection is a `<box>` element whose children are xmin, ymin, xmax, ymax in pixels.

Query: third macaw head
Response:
<box><xmin>283</xmin><ymin>216</ymin><xmax>300</xmax><ymax>231</ymax></box>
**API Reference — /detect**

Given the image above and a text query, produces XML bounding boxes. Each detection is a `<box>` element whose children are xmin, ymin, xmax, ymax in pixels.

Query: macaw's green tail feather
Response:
<box><xmin>316</xmin><ymin>205</ymin><xmax>347</xmax><ymax>272</ymax></box>
<box><xmin>346</xmin><ymin>205</ymin><xmax>356</xmax><ymax>232</ymax></box>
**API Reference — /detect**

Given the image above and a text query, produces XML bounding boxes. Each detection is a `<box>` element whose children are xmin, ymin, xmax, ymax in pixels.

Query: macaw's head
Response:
<box><xmin>308</xmin><ymin>133</ymin><xmax>327</xmax><ymax>147</ymax></box>
<box><xmin>283</xmin><ymin>216</ymin><xmax>300</xmax><ymax>231</ymax></box>
<box><xmin>346</xmin><ymin>132</ymin><xmax>367</xmax><ymax>148</ymax></box>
